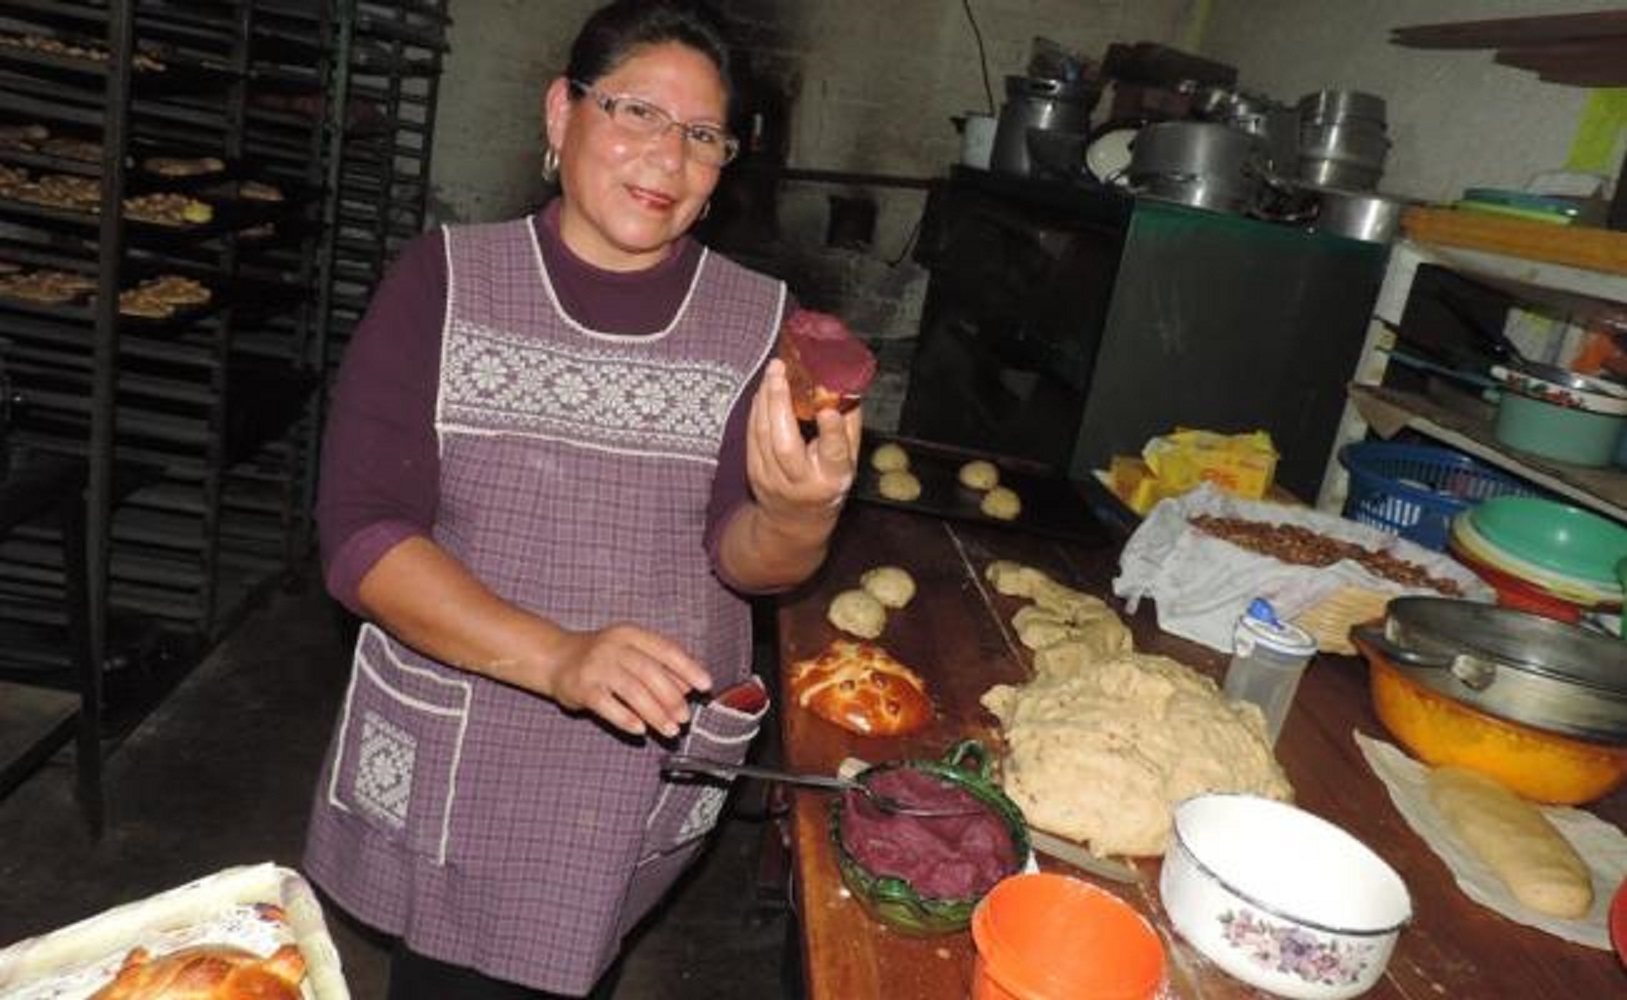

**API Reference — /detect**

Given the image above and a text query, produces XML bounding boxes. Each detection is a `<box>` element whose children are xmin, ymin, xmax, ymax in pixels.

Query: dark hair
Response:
<box><xmin>566</xmin><ymin>0</ymin><xmax>735</xmax><ymax>113</ymax></box>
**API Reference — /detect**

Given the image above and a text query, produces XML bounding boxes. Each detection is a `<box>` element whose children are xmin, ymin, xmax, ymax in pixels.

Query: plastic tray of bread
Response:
<box><xmin>0</xmin><ymin>863</ymin><xmax>348</xmax><ymax>999</ymax></box>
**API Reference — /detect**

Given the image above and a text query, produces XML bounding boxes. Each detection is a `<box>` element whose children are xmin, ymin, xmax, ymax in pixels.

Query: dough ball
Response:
<box><xmin>828</xmin><ymin>589</ymin><xmax>887</xmax><ymax>639</ymax></box>
<box><xmin>958</xmin><ymin>459</ymin><xmax>1000</xmax><ymax>491</ymax></box>
<box><xmin>871</xmin><ymin>442</ymin><xmax>911</xmax><ymax>473</ymax></box>
<box><xmin>981</xmin><ymin>485</ymin><xmax>1022</xmax><ymax>521</ymax></box>
<box><xmin>986</xmin><ymin>560</ymin><xmax>1053</xmax><ymax>598</ymax></box>
<box><xmin>877</xmin><ymin>470</ymin><xmax>922</xmax><ymax>502</ymax></box>
<box><xmin>861</xmin><ymin>565</ymin><xmax>917</xmax><ymax>609</ymax></box>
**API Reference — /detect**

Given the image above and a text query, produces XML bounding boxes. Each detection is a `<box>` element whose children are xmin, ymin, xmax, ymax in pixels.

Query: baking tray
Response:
<box><xmin>851</xmin><ymin>434</ymin><xmax>1108</xmax><ymax>544</ymax></box>
<box><xmin>0</xmin><ymin>863</ymin><xmax>349</xmax><ymax>999</ymax></box>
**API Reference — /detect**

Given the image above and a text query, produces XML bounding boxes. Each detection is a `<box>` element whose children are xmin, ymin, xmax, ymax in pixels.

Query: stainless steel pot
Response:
<box><xmin>1127</xmin><ymin>121</ymin><xmax>1262</xmax><ymax>213</ymax></box>
<box><xmin>1297</xmin><ymin>89</ymin><xmax>1389</xmax><ymax>191</ymax></box>
<box><xmin>1351</xmin><ymin>597</ymin><xmax>1627</xmax><ymax>744</ymax></box>
<box><xmin>1312</xmin><ymin>188</ymin><xmax>1408</xmax><ymax>243</ymax></box>
<box><xmin>990</xmin><ymin>75</ymin><xmax>1097</xmax><ymax>178</ymax></box>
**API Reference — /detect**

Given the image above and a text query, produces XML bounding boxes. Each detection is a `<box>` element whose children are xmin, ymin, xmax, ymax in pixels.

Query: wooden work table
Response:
<box><xmin>775</xmin><ymin>501</ymin><xmax>1627</xmax><ymax>999</ymax></box>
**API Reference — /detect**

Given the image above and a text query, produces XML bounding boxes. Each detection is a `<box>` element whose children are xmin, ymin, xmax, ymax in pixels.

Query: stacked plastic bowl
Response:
<box><xmin>1448</xmin><ymin>496</ymin><xmax>1627</xmax><ymax>623</ymax></box>
<box><xmin>1490</xmin><ymin>363</ymin><xmax>1627</xmax><ymax>467</ymax></box>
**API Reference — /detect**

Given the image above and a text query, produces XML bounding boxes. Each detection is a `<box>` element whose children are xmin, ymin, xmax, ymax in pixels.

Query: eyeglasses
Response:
<box><xmin>570</xmin><ymin>80</ymin><xmax>740</xmax><ymax>167</ymax></box>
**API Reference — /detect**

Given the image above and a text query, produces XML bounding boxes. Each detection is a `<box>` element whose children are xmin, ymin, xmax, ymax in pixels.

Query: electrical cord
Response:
<box><xmin>961</xmin><ymin>0</ymin><xmax>995</xmax><ymax>116</ymax></box>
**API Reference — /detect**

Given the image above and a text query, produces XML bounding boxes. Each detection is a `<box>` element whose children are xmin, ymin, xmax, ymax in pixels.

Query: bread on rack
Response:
<box><xmin>89</xmin><ymin>943</ymin><xmax>306</xmax><ymax>1000</ymax></box>
<box><xmin>143</xmin><ymin>156</ymin><xmax>226</xmax><ymax>178</ymax></box>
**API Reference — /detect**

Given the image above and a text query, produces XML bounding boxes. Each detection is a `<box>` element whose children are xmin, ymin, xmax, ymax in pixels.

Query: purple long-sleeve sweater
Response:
<box><xmin>317</xmin><ymin>200</ymin><xmax>766</xmax><ymax>613</ymax></box>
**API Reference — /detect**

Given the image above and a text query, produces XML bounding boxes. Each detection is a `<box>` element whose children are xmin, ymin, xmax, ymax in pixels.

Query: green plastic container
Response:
<box><xmin>1494</xmin><ymin>391</ymin><xmax>1624</xmax><ymax>467</ymax></box>
<box><xmin>1469</xmin><ymin>495</ymin><xmax>1627</xmax><ymax>587</ymax></box>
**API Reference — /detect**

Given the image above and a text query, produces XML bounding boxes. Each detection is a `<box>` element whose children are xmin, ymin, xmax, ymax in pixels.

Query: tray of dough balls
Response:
<box><xmin>853</xmin><ymin>435</ymin><xmax>1107</xmax><ymax>544</ymax></box>
<box><xmin>0</xmin><ymin>863</ymin><xmax>348</xmax><ymax>999</ymax></box>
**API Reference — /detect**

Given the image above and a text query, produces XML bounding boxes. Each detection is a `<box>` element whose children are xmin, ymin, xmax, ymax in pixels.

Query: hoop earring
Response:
<box><xmin>698</xmin><ymin>200</ymin><xmax>711</xmax><ymax>220</ymax></box>
<box><xmin>541</xmin><ymin>146</ymin><xmax>560</xmax><ymax>183</ymax></box>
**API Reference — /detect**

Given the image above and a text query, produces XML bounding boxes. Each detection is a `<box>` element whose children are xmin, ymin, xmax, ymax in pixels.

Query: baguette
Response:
<box><xmin>1427</xmin><ymin>765</ymin><xmax>1593</xmax><ymax>919</ymax></box>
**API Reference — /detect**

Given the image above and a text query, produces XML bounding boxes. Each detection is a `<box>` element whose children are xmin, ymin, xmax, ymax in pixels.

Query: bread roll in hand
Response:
<box><xmin>778</xmin><ymin>309</ymin><xmax>876</xmax><ymax>421</ymax></box>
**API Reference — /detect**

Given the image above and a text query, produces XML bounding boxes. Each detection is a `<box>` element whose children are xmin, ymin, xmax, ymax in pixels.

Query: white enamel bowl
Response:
<box><xmin>1161</xmin><ymin>794</ymin><xmax>1412</xmax><ymax>999</ymax></box>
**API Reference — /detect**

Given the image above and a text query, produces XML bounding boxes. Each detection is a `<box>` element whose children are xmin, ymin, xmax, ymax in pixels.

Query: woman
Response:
<box><xmin>303</xmin><ymin>2</ymin><xmax>861</xmax><ymax>996</ymax></box>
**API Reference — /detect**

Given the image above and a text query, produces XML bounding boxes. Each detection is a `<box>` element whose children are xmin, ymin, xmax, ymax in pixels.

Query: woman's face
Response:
<box><xmin>545</xmin><ymin>41</ymin><xmax>728</xmax><ymax>272</ymax></box>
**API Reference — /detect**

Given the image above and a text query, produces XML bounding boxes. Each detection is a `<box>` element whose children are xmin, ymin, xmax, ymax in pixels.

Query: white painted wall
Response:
<box><xmin>1199</xmin><ymin>0</ymin><xmax>1626</xmax><ymax>202</ymax></box>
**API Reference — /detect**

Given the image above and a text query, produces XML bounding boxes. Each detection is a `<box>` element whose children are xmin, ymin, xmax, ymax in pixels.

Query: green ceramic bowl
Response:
<box><xmin>829</xmin><ymin>739</ymin><xmax>1030</xmax><ymax>936</ymax></box>
<box><xmin>1469</xmin><ymin>496</ymin><xmax>1627</xmax><ymax>587</ymax></box>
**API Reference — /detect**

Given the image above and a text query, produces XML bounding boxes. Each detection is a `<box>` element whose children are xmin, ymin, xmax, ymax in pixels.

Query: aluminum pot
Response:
<box><xmin>990</xmin><ymin>75</ymin><xmax>1097</xmax><ymax>178</ymax></box>
<box><xmin>1297</xmin><ymin>89</ymin><xmax>1389</xmax><ymax>190</ymax></box>
<box><xmin>1351</xmin><ymin>597</ymin><xmax>1627</xmax><ymax>744</ymax></box>
<box><xmin>1312</xmin><ymin>188</ymin><xmax>1408</xmax><ymax>243</ymax></box>
<box><xmin>1127</xmin><ymin>121</ymin><xmax>1262</xmax><ymax>213</ymax></box>
<box><xmin>1299</xmin><ymin>89</ymin><xmax>1387</xmax><ymax>126</ymax></box>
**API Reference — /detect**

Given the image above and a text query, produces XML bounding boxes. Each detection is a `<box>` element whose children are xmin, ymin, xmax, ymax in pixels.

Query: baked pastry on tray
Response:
<box><xmin>89</xmin><ymin>943</ymin><xmax>306</xmax><ymax>1000</ymax></box>
<box><xmin>788</xmin><ymin>638</ymin><xmax>932</xmax><ymax>736</ymax></box>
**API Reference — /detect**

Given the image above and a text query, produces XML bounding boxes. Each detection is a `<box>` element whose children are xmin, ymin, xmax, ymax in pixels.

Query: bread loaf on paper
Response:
<box><xmin>1426</xmin><ymin>766</ymin><xmax>1593</xmax><ymax>919</ymax></box>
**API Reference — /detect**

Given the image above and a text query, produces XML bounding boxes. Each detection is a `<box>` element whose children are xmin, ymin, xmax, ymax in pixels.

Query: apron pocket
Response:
<box><xmin>641</xmin><ymin>676</ymin><xmax>769</xmax><ymax>858</ymax></box>
<box><xmin>325</xmin><ymin>624</ymin><xmax>473</xmax><ymax>865</ymax></box>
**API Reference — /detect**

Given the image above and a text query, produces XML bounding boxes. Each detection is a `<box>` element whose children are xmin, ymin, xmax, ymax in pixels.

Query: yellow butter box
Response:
<box><xmin>1109</xmin><ymin>455</ymin><xmax>1181</xmax><ymax>515</ymax></box>
<box><xmin>1142</xmin><ymin>428</ymin><xmax>1278</xmax><ymax>500</ymax></box>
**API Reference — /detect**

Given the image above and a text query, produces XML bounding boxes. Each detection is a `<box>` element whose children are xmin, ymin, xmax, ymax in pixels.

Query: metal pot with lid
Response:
<box><xmin>1352</xmin><ymin>597</ymin><xmax>1627</xmax><ymax>744</ymax></box>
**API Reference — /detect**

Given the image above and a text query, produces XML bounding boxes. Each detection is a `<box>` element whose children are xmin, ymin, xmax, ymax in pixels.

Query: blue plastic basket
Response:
<box><xmin>1338</xmin><ymin>442</ymin><xmax>1536</xmax><ymax>551</ymax></box>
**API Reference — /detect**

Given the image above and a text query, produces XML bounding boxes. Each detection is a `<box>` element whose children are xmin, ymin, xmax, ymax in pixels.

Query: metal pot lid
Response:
<box><xmin>1357</xmin><ymin>598</ymin><xmax>1627</xmax><ymax>743</ymax></box>
<box><xmin>1384</xmin><ymin>597</ymin><xmax>1627</xmax><ymax>695</ymax></box>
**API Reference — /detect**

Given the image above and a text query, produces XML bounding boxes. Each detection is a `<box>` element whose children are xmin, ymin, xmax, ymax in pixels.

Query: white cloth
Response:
<box><xmin>1356</xmin><ymin>733</ymin><xmax>1627</xmax><ymax>950</ymax></box>
<box><xmin>1113</xmin><ymin>484</ymin><xmax>1491</xmax><ymax>654</ymax></box>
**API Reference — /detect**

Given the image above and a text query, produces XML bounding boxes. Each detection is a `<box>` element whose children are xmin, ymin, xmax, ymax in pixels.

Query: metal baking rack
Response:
<box><xmin>314</xmin><ymin>0</ymin><xmax>449</xmax><ymax>385</ymax></box>
<box><xmin>0</xmin><ymin>0</ymin><xmax>409</xmax><ymax>822</ymax></box>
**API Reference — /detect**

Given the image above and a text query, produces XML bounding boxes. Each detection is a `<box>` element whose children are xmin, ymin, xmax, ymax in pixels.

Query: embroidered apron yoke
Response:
<box><xmin>304</xmin><ymin>217</ymin><xmax>783</xmax><ymax>995</ymax></box>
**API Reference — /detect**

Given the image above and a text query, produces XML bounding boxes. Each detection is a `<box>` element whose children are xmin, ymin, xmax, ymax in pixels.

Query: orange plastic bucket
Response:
<box><xmin>971</xmin><ymin>872</ymin><xmax>1165</xmax><ymax>1000</ymax></box>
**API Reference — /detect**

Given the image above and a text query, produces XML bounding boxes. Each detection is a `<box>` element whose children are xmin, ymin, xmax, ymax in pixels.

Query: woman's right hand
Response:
<box><xmin>538</xmin><ymin>622</ymin><xmax>713</xmax><ymax>739</ymax></box>
<box><xmin>356</xmin><ymin>537</ymin><xmax>711</xmax><ymax>739</ymax></box>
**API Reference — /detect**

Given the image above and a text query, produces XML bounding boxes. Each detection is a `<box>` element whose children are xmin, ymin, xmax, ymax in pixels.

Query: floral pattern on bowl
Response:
<box><xmin>1219</xmin><ymin>907</ymin><xmax>1377</xmax><ymax>987</ymax></box>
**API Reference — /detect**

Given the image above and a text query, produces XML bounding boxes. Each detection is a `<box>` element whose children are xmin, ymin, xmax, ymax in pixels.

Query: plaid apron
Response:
<box><xmin>305</xmin><ymin>217</ymin><xmax>782</xmax><ymax>994</ymax></box>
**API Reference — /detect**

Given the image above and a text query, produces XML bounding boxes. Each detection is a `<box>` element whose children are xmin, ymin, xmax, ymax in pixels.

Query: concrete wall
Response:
<box><xmin>429</xmin><ymin>0</ymin><xmax>1196</xmax><ymax>429</ymax></box>
<box><xmin>1199</xmin><ymin>0</ymin><xmax>1627</xmax><ymax>202</ymax></box>
<box><xmin>426</xmin><ymin>2</ymin><xmax>1625</xmax><ymax>432</ymax></box>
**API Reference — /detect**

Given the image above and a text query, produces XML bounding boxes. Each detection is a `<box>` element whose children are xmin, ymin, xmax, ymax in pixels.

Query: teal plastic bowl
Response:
<box><xmin>1494</xmin><ymin>391</ymin><xmax>1624</xmax><ymax>467</ymax></box>
<box><xmin>1469</xmin><ymin>496</ymin><xmax>1627</xmax><ymax>587</ymax></box>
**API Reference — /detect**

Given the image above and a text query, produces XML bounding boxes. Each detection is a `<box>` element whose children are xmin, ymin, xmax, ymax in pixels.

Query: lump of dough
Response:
<box><xmin>958</xmin><ymin>459</ymin><xmax>1000</xmax><ymax>490</ymax></box>
<box><xmin>860</xmin><ymin>565</ymin><xmax>917</xmax><ymax>609</ymax></box>
<box><xmin>871</xmin><ymin>442</ymin><xmax>910</xmax><ymax>473</ymax></box>
<box><xmin>981</xmin><ymin>651</ymin><xmax>1290</xmax><ymax>857</ymax></box>
<box><xmin>981</xmin><ymin>486</ymin><xmax>1021</xmax><ymax>520</ymax></box>
<box><xmin>1012</xmin><ymin>606</ymin><xmax>1132</xmax><ymax>658</ymax></box>
<box><xmin>877</xmin><ymin>470</ymin><xmax>922</xmax><ymax>502</ymax></box>
<box><xmin>985</xmin><ymin>560</ymin><xmax>1053</xmax><ymax>598</ymax></box>
<box><xmin>828</xmin><ymin>589</ymin><xmax>887</xmax><ymax>639</ymax></box>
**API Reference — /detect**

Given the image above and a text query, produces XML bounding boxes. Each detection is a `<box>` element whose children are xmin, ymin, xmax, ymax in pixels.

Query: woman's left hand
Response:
<box><xmin>746</xmin><ymin>358</ymin><xmax>861</xmax><ymax>531</ymax></box>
